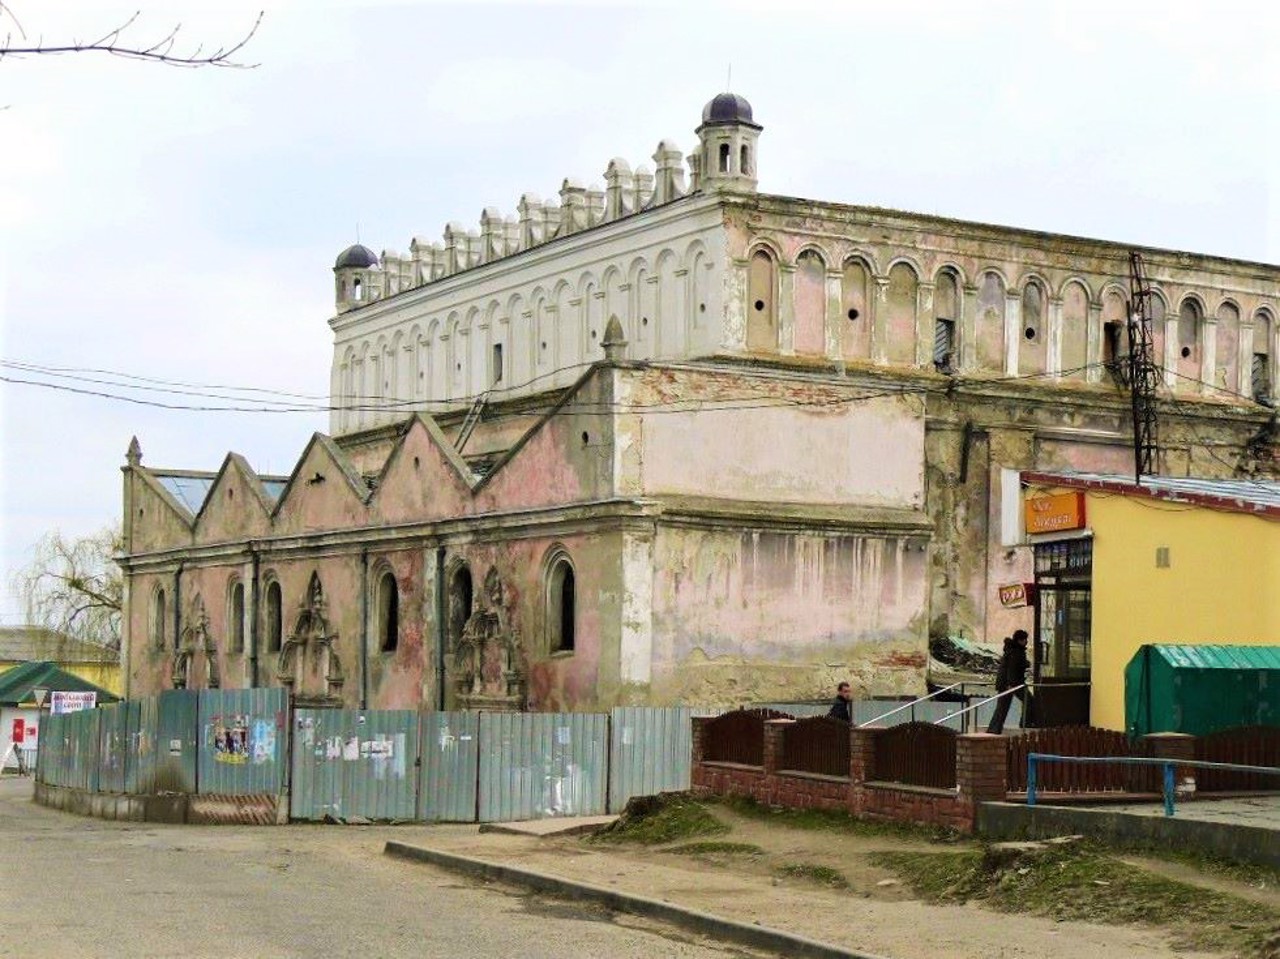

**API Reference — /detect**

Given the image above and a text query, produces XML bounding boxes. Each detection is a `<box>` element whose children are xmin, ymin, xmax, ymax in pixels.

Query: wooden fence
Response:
<box><xmin>701</xmin><ymin>709</ymin><xmax>792</xmax><ymax>766</ymax></box>
<box><xmin>1196</xmin><ymin>726</ymin><xmax>1280</xmax><ymax>793</ymax></box>
<box><xmin>1006</xmin><ymin>726</ymin><xmax>1137</xmax><ymax>793</ymax></box>
<box><xmin>779</xmin><ymin>716</ymin><xmax>851</xmax><ymax>778</ymax></box>
<box><xmin>873</xmin><ymin>721</ymin><xmax>957</xmax><ymax>789</ymax></box>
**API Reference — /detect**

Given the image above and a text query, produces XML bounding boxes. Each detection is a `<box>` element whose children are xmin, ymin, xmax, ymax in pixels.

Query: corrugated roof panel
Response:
<box><xmin>1035</xmin><ymin>471</ymin><xmax>1280</xmax><ymax>512</ymax></box>
<box><xmin>156</xmin><ymin>475</ymin><xmax>215</xmax><ymax>514</ymax></box>
<box><xmin>1152</xmin><ymin>644</ymin><xmax>1280</xmax><ymax>670</ymax></box>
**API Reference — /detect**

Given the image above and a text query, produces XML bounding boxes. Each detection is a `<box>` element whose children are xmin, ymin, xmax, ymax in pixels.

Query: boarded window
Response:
<box><xmin>747</xmin><ymin>250</ymin><xmax>777</xmax><ymax>351</ymax></box>
<box><xmin>265</xmin><ymin>581</ymin><xmax>282</xmax><ymax>654</ymax></box>
<box><xmin>885</xmin><ymin>263</ymin><xmax>918</xmax><ymax>365</ymax></box>
<box><xmin>377</xmin><ymin>570</ymin><xmax>399</xmax><ymax>653</ymax></box>
<box><xmin>229</xmin><ymin>582</ymin><xmax>245</xmax><ymax>654</ymax></box>
<box><xmin>933</xmin><ymin>318</ymin><xmax>956</xmax><ymax>373</ymax></box>
<box><xmin>794</xmin><ymin>250</ymin><xmax>826</xmax><ymax>355</ymax></box>
<box><xmin>1255</xmin><ymin>314</ymin><xmax>1273</xmax><ymax>402</ymax></box>
<box><xmin>547</xmin><ymin>558</ymin><xmax>575</xmax><ymax>653</ymax></box>
<box><xmin>841</xmin><ymin>259</ymin><xmax>871</xmax><ymax>360</ymax></box>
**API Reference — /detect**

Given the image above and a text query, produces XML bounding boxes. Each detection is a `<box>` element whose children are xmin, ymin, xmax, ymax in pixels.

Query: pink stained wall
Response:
<box><xmin>649</xmin><ymin>527</ymin><xmax>929</xmax><ymax>703</ymax></box>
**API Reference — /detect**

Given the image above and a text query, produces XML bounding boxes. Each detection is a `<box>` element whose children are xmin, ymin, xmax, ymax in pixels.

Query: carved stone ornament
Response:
<box><xmin>453</xmin><ymin>567</ymin><xmax>526</xmax><ymax>711</ymax></box>
<box><xmin>172</xmin><ymin>594</ymin><xmax>219</xmax><ymax>690</ymax></box>
<box><xmin>277</xmin><ymin>573</ymin><xmax>345</xmax><ymax>707</ymax></box>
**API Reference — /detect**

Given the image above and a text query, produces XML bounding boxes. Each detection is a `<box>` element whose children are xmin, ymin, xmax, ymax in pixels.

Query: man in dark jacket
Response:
<box><xmin>986</xmin><ymin>629</ymin><xmax>1029</xmax><ymax>734</ymax></box>
<box><xmin>828</xmin><ymin>681</ymin><xmax>853</xmax><ymax>722</ymax></box>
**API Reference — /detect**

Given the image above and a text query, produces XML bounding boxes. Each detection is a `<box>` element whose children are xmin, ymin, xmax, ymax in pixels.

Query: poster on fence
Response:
<box><xmin>50</xmin><ymin>691</ymin><xmax>97</xmax><ymax>714</ymax></box>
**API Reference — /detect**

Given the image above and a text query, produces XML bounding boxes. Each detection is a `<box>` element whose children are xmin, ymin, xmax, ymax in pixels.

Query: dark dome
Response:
<box><xmin>334</xmin><ymin>243</ymin><xmax>378</xmax><ymax>270</ymax></box>
<box><xmin>701</xmin><ymin>92</ymin><xmax>755</xmax><ymax>126</ymax></box>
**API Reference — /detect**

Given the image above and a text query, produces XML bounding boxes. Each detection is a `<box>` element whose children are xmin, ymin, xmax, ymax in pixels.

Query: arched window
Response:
<box><xmin>1177</xmin><ymin>297</ymin><xmax>1202</xmax><ymax>387</ymax></box>
<box><xmin>229</xmin><ymin>580</ymin><xmax>245</xmax><ymax>654</ymax></box>
<box><xmin>747</xmin><ymin>250</ymin><xmax>777</xmax><ymax>351</ymax></box>
<box><xmin>885</xmin><ymin>263</ymin><xmax>918</xmax><ymax>365</ymax></box>
<box><xmin>840</xmin><ymin>258</ymin><xmax>871</xmax><ymax>360</ymax></box>
<box><xmin>718</xmin><ymin>142</ymin><xmax>730</xmax><ymax>174</ymax></box>
<box><xmin>933</xmin><ymin>270</ymin><xmax>960</xmax><ymax>373</ymax></box>
<box><xmin>152</xmin><ymin>588</ymin><xmax>167</xmax><ymax>650</ymax></box>
<box><xmin>1101</xmin><ymin>289</ymin><xmax>1128</xmax><ymax>371</ymax></box>
<box><xmin>547</xmin><ymin>557</ymin><xmax>575</xmax><ymax>654</ymax></box>
<box><xmin>447</xmin><ymin>564</ymin><xmax>473</xmax><ymax>652</ymax></box>
<box><xmin>1061</xmin><ymin>282</ymin><xmax>1089</xmax><ymax>378</ymax></box>
<box><xmin>265</xmin><ymin>580</ymin><xmax>283</xmax><ymax>654</ymax></box>
<box><xmin>976</xmin><ymin>273</ymin><xmax>1006</xmax><ymax>371</ymax></box>
<box><xmin>794</xmin><ymin>250</ymin><xmax>826</xmax><ymax>356</ymax></box>
<box><xmin>1215</xmin><ymin>302</ymin><xmax>1240</xmax><ymax>392</ymax></box>
<box><xmin>740</xmin><ymin>144</ymin><xmax>750</xmax><ymax>176</ymax></box>
<box><xmin>1254</xmin><ymin>312</ymin><xmax>1273</xmax><ymax>403</ymax></box>
<box><xmin>1019</xmin><ymin>279</ymin><xmax>1047</xmax><ymax>375</ymax></box>
<box><xmin>377</xmin><ymin>570</ymin><xmax>399</xmax><ymax>653</ymax></box>
<box><xmin>353</xmin><ymin>277</ymin><xmax>363</xmax><ymax>301</ymax></box>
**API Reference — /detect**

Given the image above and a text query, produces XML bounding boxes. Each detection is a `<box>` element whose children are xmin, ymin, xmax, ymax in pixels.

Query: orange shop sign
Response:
<box><xmin>998</xmin><ymin>582</ymin><xmax>1036</xmax><ymax>608</ymax></box>
<box><xmin>1024</xmin><ymin>491</ymin><xmax>1086</xmax><ymax>535</ymax></box>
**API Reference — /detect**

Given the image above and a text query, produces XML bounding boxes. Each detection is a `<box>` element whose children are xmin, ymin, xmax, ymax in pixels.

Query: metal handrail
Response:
<box><xmin>934</xmin><ymin>683</ymin><xmax>1027</xmax><ymax>729</ymax></box>
<box><xmin>857</xmin><ymin>682</ymin><xmax>964</xmax><ymax>727</ymax></box>
<box><xmin>1026</xmin><ymin>752</ymin><xmax>1280</xmax><ymax>817</ymax></box>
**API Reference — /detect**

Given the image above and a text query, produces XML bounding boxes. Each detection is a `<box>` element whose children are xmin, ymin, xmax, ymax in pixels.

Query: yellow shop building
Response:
<box><xmin>1016</xmin><ymin>471</ymin><xmax>1279</xmax><ymax>731</ymax></box>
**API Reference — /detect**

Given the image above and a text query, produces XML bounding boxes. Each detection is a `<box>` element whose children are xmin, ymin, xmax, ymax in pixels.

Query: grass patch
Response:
<box><xmin>873</xmin><ymin>843</ymin><xmax>1280</xmax><ymax>957</ymax></box>
<box><xmin>591</xmin><ymin>793</ymin><xmax>728</xmax><ymax>846</ymax></box>
<box><xmin>666</xmin><ymin>841</ymin><xmax>764</xmax><ymax>856</ymax></box>
<box><xmin>716</xmin><ymin>794</ymin><xmax>964</xmax><ymax>844</ymax></box>
<box><xmin>775</xmin><ymin>861</ymin><xmax>849</xmax><ymax>888</ymax></box>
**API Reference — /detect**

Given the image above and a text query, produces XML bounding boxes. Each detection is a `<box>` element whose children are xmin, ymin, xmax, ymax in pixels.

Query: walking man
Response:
<box><xmin>986</xmin><ymin>629</ymin><xmax>1029</xmax><ymax>734</ymax></box>
<box><xmin>827</xmin><ymin>681</ymin><xmax>853</xmax><ymax>723</ymax></box>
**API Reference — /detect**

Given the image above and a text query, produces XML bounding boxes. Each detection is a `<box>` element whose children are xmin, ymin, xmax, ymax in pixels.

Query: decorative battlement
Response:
<box><xmin>332</xmin><ymin>93</ymin><xmax>760</xmax><ymax>314</ymax></box>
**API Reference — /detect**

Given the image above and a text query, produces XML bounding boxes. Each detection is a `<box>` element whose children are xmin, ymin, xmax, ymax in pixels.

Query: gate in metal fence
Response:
<box><xmin>154</xmin><ymin>690</ymin><xmax>199</xmax><ymax>794</ymax></box>
<box><xmin>477</xmin><ymin>712</ymin><xmax>608</xmax><ymax>822</ymax></box>
<box><xmin>418</xmin><ymin>711</ymin><xmax>480</xmax><ymax>822</ymax></box>
<box><xmin>96</xmin><ymin>702</ymin><xmax>129</xmax><ymax>794</ymax></box>
<box><xmin>290</xmin><ymin>709</ymin><xmax>419</xmax><ymax>821</ymax></box>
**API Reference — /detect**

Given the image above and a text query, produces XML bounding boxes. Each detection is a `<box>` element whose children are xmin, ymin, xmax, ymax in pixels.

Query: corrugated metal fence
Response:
<box><xmin>477</xmin><ymin>712</ymin><xmax>609</xmax><ymax>822</ymax></box>
<box><xmin>419</xmin><ymin>711</ymin><xmax>479</xmax><ymax>822</ymax></box>
<box><xmin>197</xmin><ymin>688</ymin><xmax>288</xmax><ymax>796</ymax></box>
<box><xmin>290</xmin><ymin>709</ymin><xmax>420</xmax><ymax>822</ymax></box>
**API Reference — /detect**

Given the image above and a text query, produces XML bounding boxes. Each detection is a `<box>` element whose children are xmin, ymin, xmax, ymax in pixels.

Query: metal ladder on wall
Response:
<box><xmin>455</xmin><ymin>391</ymin><xmax>489</xmax><ymax>454</ymax></box>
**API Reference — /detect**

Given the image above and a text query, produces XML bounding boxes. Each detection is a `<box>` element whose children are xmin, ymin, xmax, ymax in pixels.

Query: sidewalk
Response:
<box><xmin>386</xmin><ymin>813</ymin><xmax>1226</xmax><ymax>959</ymax></box>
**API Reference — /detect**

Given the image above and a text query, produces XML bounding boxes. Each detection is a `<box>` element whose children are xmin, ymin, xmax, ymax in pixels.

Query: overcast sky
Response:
<box><xmin>1</xmin><ymin>0</ymin><xmax>1276</xmax><ymax>625</ymax></box>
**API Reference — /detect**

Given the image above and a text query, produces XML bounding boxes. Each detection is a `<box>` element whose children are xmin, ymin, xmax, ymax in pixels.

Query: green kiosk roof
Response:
<box><xmin>0</xmin><ymin>661</ymin><xmax>119</xmax><ymax>707</ymax></box>
<box><xmin>1125</xmin><ymin>644</ymin><xmax>1280</xmax><ymax>738</ymax></box>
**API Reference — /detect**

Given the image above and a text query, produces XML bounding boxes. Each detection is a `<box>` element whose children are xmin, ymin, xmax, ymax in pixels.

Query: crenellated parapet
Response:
<box><xmin>330</xmin><ymin>98</ymin><xmax>755</xmax><ymax>317</ymax></box>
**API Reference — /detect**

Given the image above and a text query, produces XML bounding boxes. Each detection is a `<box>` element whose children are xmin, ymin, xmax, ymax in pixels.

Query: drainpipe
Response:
<box><xmin>248</xmin><ymin>543</ymin><xmax>261</xmax><ymax>688</ymax></box>
<box><xmin>434</xmin><ymin>547</ymin><xmax>447</xmax><ymax>711</ymax></box>
<box><xmin>359</xmin><ymin>549</ymin><xmax>370</xmax><ymax>710</ymax></box>
<box><xmin>172</xmin><ymin>562</ymin><xmax>184</xmax><ymax>681</ymax></box>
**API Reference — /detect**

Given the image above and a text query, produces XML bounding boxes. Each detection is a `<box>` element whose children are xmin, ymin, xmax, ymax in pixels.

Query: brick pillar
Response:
<box><xmin>850</xmin><ymin>727</ymin><xmax>882</xmax><ymax>784</ymax></box>
<box><xmin>692</xmin><ymin>717</ymin><xmax>709</xmax><ymax>766</ymax></box>
<box><xmin>763</xmin><ymin>719</ymin><xmax>791</xmax><ymax>774</ymax></box>
<box><xmin>957</xmin><ymin>733</ymin><xmax>1008</xmax><ymax>804</ymax></box>
<box><xmin>1144</xmin><ymin>732</ymin><xmax>1197</xmax><ymax>798</ymax></box>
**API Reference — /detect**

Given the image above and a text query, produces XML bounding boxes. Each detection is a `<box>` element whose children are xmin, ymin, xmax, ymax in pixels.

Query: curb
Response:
<box><xmin>384</xmin><ymin>840</ymin><xmax>890</xmax><ymax>959</ymax></box>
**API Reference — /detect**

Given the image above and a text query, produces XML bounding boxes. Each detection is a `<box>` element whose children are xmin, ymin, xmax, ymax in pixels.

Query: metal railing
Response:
<box><xmin>1026</xmin><ymin>752</ymin><xmax>1280</xmax><ymax>817</ymax></box>
<box><xmin>935</xmin><ymin>683</ymin><xmax>1026</xmax><ymax>731</ymax></box>
<box><xmin>857</xmin><ymin>682</ymin><xmax>964</xmax><ymax>727</ymax></box>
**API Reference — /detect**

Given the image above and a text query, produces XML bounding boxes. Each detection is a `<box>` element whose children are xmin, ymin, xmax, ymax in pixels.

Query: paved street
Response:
<box><xmin>0</xmin><ymin>779</ymin><xmax>759</xmax><ymax>959</ymax></box>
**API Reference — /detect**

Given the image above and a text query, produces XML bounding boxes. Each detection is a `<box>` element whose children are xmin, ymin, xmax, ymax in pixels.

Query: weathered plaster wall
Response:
<box><xmin>647</xmin><ymin>525</ymin><xmax>929</xmax><ymax>704</ymax></box>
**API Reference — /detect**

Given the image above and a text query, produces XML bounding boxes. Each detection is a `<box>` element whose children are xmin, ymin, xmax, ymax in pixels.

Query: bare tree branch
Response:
<box><xmin>0</xmin><ymin>9</ymin><xmax>262</xmax><ymax>68</ymax></box>
<box><xmin>11</xmin><ymin>526</ymin><xmax>122</xmax><ymax>651</ymax></box>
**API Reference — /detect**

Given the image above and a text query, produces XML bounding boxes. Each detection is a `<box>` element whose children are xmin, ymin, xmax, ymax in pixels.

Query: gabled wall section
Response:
<box><xmin>192</xmin><ymin>453</ymin><xmax>277</xmax><ymax>545</ymax></box>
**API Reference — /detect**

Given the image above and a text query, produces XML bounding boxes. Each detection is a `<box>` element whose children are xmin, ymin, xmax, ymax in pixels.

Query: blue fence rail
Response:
<box><xmin>1026</xmin><ymin>752</ymin><xmax>1280</xmax><ymax>817</ymax></box>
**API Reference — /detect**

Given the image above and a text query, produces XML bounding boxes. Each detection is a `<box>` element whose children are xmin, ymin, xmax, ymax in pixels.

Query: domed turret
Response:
<box><xmin>701</xmin><ymin>92</ymin><xmax>757</xmax><ymax>128</ymax></box>
<box><xmin>334</xmin><ymin>244</ymin><xmax>378</xmax><ymax>270</ymax></box>
<box><xmin>695</xmin><ymin>91</ymin><xmax>761</xmax><ymax>194</ymax></box>
<box><xmin>333</xmin><ymin>243</ymin><xmax>380</xmax><ymax>314</ymax></box>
